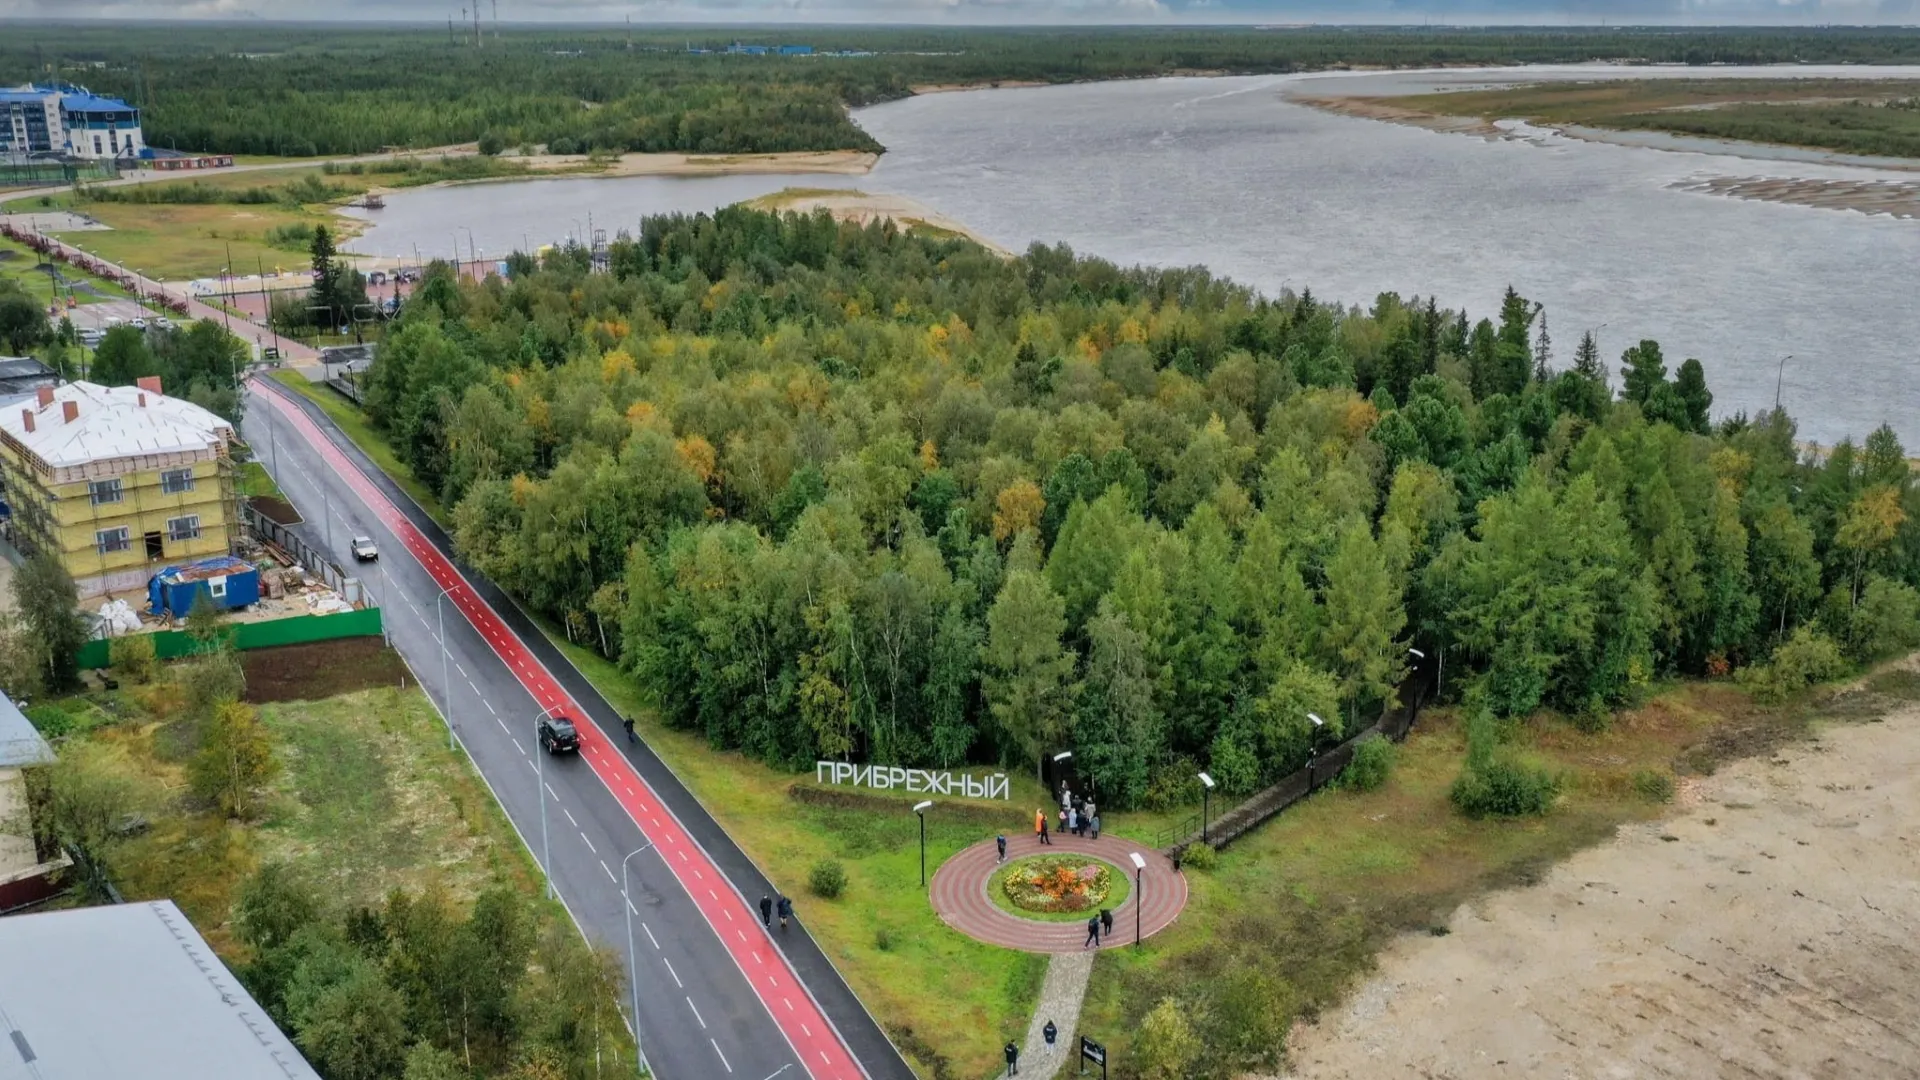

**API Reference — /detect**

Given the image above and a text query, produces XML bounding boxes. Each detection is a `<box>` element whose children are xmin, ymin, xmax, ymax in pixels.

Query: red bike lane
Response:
<box><xmin>258</xmin><ymin>383</ymin><xmax>864</xmax><ymax>1080</ymax></box>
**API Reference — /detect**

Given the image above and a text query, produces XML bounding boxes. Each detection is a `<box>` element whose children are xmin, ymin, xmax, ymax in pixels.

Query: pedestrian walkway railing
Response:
<box><xmin>1162</xmin><ymin>656</ymin><xmax>1435</xmax><ymax>858</ymax></box>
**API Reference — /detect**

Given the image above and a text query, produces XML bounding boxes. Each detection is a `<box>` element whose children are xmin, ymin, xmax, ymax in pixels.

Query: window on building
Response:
<box><xmin>96</xmin><ymin>527</ymin><xmax>130</xmax><ymax>554</ymax></box>
<box><xmin>92</xmin><ymin>136</ymin><xmax>101</xmax><ymax>155</ymax></box>
<box><xmin>166</xmin><ymin>515</ymin><xmax>201</xmax><ymax>542</ymax></box>
<box><xmin>161</xmin><ymin>468</ymin><xmax>195</xmax><ymax>494</ymax></box>
<box><xmin>88</xmin><ymin>478</ymin><xmax>123</xmax><ymax>505</ymax></box>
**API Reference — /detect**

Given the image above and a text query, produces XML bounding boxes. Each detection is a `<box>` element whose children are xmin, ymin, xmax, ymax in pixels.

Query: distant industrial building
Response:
<box><xmin>0</xmin><ymin>900</ymin><xmax>323</xmax><ymax>1079</ymax></box>
<box><xmin>0</xmin><ymin>84</ymin><xmax>144</xmax><ymax>161</ymax></box>
<box><xmin>0</xmin><ymin>379</ymin><xmax>237</xmax><ymax>597</ymax></box>
<box><xmin>687</xmin><ymin>42</ymin><xmax>816</xmax><ymax>56</ymax></box>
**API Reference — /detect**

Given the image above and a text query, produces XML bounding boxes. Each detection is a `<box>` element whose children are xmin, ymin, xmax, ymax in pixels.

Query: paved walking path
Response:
<box><xmin>930</xmin><ymin>833</ymin><xmax>1187</xmax><ymax>953</ymax></box>
<box><xmin>1009</xmin><ymin>952</ymin><xmax>1093</xmax><ymax>1080</ymax></box>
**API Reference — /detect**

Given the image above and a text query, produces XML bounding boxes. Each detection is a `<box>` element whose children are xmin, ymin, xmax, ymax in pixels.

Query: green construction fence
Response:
<box><xmin>78</xmin><ymin>606</ymin><xmax>384</xmax><ymax>669</ymax></box>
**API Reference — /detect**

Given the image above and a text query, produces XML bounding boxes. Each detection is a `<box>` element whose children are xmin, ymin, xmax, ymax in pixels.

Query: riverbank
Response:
<box><xmin>500</xmin><ymin>149</ymin><xmax>878</xmax><ymax>178</ymax></box>
<box><xmin>743</xmin><ymin>186</ymin><xmax>1011</xmax><ymax>255</ymax></box>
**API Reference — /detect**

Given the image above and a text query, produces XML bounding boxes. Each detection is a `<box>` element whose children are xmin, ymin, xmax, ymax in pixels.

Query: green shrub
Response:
<box><xmin>109</xmin><ymin>633</ymin><xmax>158</xmax><ymax>685</ymax></box>
<box><xmin>1631</xmin><ymin>768</ymin><xmax>1675</xmax><ymax>803</ymax></box>
<box><xmin>25</xmin><ymin>704</ymin><xmax>75</xmax><ymax>739</ymax></box>
<box><xmin>1450</xmin><ymin>759</ymin><xmax>1560</xmax><ymax>818</ymax></box>
<box><xmin>1339</xmin><ymin>733</ymin><xmax>1396</xmax><ymax>792</ymax></box>
<box><xmin>1179</xmin><ymin>841</ymin><xmax>1217</xmax><ymax>872</ymax></box>
<box><xmin>807</xmin><ymin>858</ymin><xmax>846</xmax><ymax>899</ymax></box>
<box><xmin>1739</xmin><ymin>626</ymin><xmax>1849</xmax><ymax>703</ymax></box>
<box><xmin>873</xmin><ymin>925</ymin><xmax>894</xmax><ymax>951</ymax></box>
<box><xmin>1843</xmin><ymin>576</ymin><xmax>1920</xmax><ymax>662</ymax></box>
<box><xmin>477</xmin><ymin>131</ymin><xmax>505</xmax><ymax>156</ymax></box>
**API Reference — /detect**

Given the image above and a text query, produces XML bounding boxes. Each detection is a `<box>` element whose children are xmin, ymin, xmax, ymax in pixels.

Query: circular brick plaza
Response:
<box><xmin>930</xmin><ymin>832</ymin><xmax>1188</xmax><ymax>953</ymax></box>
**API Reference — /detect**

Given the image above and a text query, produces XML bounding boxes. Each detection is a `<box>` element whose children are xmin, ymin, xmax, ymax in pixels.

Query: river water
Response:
<box><xmin>350</xmin><ymin>66</ymin><xmax>1920</xmax><ymax>446</ymax></box>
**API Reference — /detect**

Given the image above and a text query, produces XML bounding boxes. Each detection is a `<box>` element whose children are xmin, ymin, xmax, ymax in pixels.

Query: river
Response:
<box><xmin>349</xmin><ymin>66</ymin><xmax>1920</xmax><ymax>446</ymax></box>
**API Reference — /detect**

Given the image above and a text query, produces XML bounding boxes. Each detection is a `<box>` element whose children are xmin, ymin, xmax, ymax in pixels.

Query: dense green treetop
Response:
<box><xmin>353</xmin><ymin>206</ymin><xmax>1919</xmax><ymax>807</ymax></box>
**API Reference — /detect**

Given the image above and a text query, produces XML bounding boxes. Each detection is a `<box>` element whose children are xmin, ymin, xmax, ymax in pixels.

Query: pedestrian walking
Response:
<box><xmin>996</xmin><ymin>834</ymin><xmax>1007</xmax><ymax>863</ymax></box>
<box><xmin>1039</xmin><ymin>816</ymin><xmax>1051</xmax><ymax>845</ymax></box>
<box><xmin>1058</xmin><ymin>807</ymin><xmax>1067</xmax><ymax>836</ymax></box>
<box><xmin>1004</xmin><ymin>1040</ymin><xmax>1020</xmax><ymax>1076</ymax></box>
<box><xmin>622</xmin><ymin>715</ymin><xmax>636</xmax><ymax>743</ymax></box>
<box><xmin>1034</xmin><ymin>809</ymin><xmax>1045</xmax><ymax>839</ymax></box>
<box><xmin>1084</xmin><ymin>914</ymin><xmax>1101</xmax><ymax>948</ymax></box>
<box><xmin>759</xmin><ymin>894</ymin><xmax>773</xmax><ymax>928</ymax></box>
<box><xmin>1085</xmin><ymin>799</ymin><xmax>1095</xmax><ymax>825</ymax></box>
<box><xmin>1068</xmin><ymin>807</ymin><xmax>1079</xmax><ymax>836</ymax></box>
<box><xmin>776</xmin><ymin>894</ymin><xmax>792</xmax><ymax>929</ymax></box>
<box><xmin>1092</xmin><ymin>813</ymin><xmax>1101</xmax><ymax>840</ymax></box>
<box><xmin>1100</xmin><ymin>908</ymin><xmax>1113</xmax><ymax>937</ymax></box>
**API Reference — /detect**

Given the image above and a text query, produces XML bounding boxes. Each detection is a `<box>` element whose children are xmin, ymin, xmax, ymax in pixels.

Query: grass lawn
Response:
<box><xmin>0</xmin><ymin>235</ymin><xmax>130</xmax><ymax>307</ymax></box>
<box><xmin>53</xmin><ymin>668</ymin><xmax>551</xmax><ymax>955</ymax></box>
<box><xmin>47</xmin><ymin>201</ymin><xmax>333</xmax><ymax>282</ymax></box>
<box><xmin>235</xmin><ymin>458</ymin><xmax>285</xmax><ymax>499</ymax></box>
<box><xmin>989</xmin><ymin>853</ymin><xmax>1131</xmax><ymax>922</ymax></box>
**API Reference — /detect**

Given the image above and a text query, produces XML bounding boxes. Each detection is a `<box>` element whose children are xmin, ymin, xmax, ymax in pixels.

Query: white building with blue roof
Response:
<box><xmin>0</xmin><ymin>85</ymin><xmax>142</xmax><ymax>161</ymax></box>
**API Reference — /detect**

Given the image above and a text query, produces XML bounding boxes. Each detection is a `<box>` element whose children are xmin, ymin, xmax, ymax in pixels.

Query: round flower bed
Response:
<box><xmin>989</xmin><ymin>855</ymin><xmax>1129</xmax><ymax>921</ymax></box>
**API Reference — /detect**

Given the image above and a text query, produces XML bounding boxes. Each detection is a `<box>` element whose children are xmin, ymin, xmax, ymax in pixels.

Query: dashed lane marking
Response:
<box><xmin>581</xmin><ymin>832</ymin><xmax>596</xmax><ymax>854</ymax></box>
<box><xmin>712</xmin><ymin>1040</ymin><xmax>732</xmax><ymax>1074</ymax></box>
<box><xmin>644</xmin><ymin>924</ymin><xmax>659</xmax><ymax>950</ymax></box>
<box><xmin>563</xmin><ymin>808</ymin><xmax>579</xmax><ymax>828</ymax></box>
<box><xmin>664</xmin><ymin>958</ymin><xmax>683</xmax><ymax>988</ymax></box>
<box><xmin>688</xmin><ymin>998</ymin><xmax>707</xmax><ymax>1030</ymax></box>
<box><xmin>601</xmin><ymin>860</ymin><xmax>615</xmax><ymax>883</ymax></box>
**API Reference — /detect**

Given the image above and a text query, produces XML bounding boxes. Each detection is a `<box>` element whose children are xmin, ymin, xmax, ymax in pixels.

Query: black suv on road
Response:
<box><xmin>538</xmin><ymin>714</ymin><xmax>579</xmax><ymax>754</ymax></box>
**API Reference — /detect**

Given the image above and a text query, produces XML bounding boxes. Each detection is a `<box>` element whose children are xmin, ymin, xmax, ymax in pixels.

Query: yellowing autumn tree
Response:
<box><xmin>992</xmin><ymin>479</ymin><xmax>1045</xmax><ymax>542</ymax></box>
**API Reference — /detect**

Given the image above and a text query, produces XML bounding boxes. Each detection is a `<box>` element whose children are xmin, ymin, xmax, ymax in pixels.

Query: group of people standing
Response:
<box><xmin>1029</xmin><ymin>783</ymin><xmax>1100</xmax><ymax>846</ymax></box>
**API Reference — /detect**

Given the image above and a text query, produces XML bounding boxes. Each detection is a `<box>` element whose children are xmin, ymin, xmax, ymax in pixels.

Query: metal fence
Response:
<box><xmin>0</xmin><ymin>159</ymin><xmax>119</xmax><ymax>186</ymax></box>
<box><xmin>1164</xmin><ymin>658</ymin><xmax>1435</xmax><ymax>857</ymax></box>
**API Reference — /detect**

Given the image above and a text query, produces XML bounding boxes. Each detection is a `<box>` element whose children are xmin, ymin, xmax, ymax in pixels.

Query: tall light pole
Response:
<box><xmin>1774</xmin><ymin>354</ymin><xmax>1795</xmax><ymax>413</ymax></box>
<box><xmin>1128</xmin><ymin>852</ymin><xmax>1146</xmax><ymax>948</ymax></box>
<box><xmin>1047</xmin><ymin>749</ymin><xmax>1072</xmax><ymax>798</ymax></box>
<box><xmin>434</xmin><ymin>586</ymin><xmax>457</xmax><ymax>751</ymax></box>
<box><xmin>620</xmin><ymin>839</ymin><xmax>657</xmax><ymax>1074</ymax></box>
<box><xmin>1407</xmin><ymin>647</ymin><xmax>1426</xmax><ymax>699</ymax></box>
<box><xmin>1306</xmin><ymin>713</ymin><xmax>1326</xmax><ymax>789</ymax></box>
<box><xmin>533</xmin><ymin>704</ymin><xmax>563</xmax><ymax>899</ymax></box>
<box><xmin>913</xmin><ymin>800</ymin><xmax>932</xmax><ymax>887</ymax></box>
<box><xmin>1196</xmin><ymin>772</ymin><xmax>1214</xmax><ymax>843</ymax></box>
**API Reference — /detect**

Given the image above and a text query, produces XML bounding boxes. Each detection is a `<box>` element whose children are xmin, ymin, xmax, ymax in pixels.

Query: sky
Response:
<box><xmin>2</xmin><ymin>0</ymin><xmax>1917</xmax><ymax>23</ymax></box>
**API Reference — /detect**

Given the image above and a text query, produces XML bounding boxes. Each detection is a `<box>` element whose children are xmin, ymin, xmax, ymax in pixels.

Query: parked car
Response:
<box><xmin>538</xmin><ymin>713</ymin><xmax>579</xmax><ymax>754</ymax></box>
<box><xmin>130</xmin><ymin>317</ymin><xmax>148</xmax><ymax>330</ymax></box>
<box><xmin>350</xmin><ymin>535</ymin><xmax>378</xmax><ymax>561</ymax></box>
<box><xmin>367</xmin><ymin>270</ymin><xmax>388</xmax><ymax>286</ymax></box>
<box><xmin>77</xmin><ymin>327</ymin><xmax>103</xmax><ymax>346</ymax></box>
<box><xmin>151</xmin><ymin>316</ymin><xmax>174</xmax><ymax>331</ymax></box>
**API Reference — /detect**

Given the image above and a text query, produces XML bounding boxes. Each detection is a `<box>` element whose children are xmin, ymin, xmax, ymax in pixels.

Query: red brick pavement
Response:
<box><xmin>929</xmin><ymin>832</ymin><xmax>1187</xmax><ymax>953</ymax></box>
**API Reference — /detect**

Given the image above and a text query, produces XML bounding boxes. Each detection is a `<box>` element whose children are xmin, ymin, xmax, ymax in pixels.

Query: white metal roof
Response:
<box><xmin>0</xmin><ymin>381</ymin><xmax>232</xmax><ymax>475</ymax></box>
<box><xmin>0</xmin><ymin>901</ymin><xmax>320</xmax><ymax>1080</ymax></box>
<box><xmin>0</xmin><ymin>694</ymin><xmax>53</xmax><ymax>770</ymax></box>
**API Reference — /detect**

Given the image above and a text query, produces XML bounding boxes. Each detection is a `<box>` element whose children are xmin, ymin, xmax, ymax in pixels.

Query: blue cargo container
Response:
<box><xmin>148</xmin><ymin>555</ymin><xmax>261</xmax><ymax>618</ymax></box>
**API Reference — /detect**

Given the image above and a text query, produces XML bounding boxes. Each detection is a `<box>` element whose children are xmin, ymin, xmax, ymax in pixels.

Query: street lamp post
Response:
<box><xmin>1128</xmin><ymin>852</ymin><xmax>1146</xmax><ymax>948</ymax></box>
<box><xmin>1407</xmin><ymin>647</ymin><xmax>1426</xmax><ymax>699</ymax></box>
<box><xmin>533</xmin><ymin>704</ymin><xmax>563</xmax><ymax>900</ymax></box>
<box><xmin>620</xmin><ymin>840</ymin><xmax>657</xmax><ymax>1074</ymax></box>
<box><xmin>1196</xmin><ymin>772</ymin><xmax>1214</xmax><ymax>843</ymax></box>
<box><xmin>1047</xmin><ymin>749</ymin><xmax>1072</xmax><ymax>798</ymax></box>
<box><xmin>1306</xmin><ymin>713</ymin><xmax>1326</xmax><ymax>790</ymax></box>
<box><xmin>434</xmin><ymin>587</ymin><xmax>457</xmax><ymax>751</ymax></box>
<box><xmin>913</xmin><ymin>800</ymin><xmax>932</xmax><ymax>887</ymax></box>
<box><xmin>1774</xmin><ymin>354</ymin><xmax>1795</xmax><ymax>413</ymax></box>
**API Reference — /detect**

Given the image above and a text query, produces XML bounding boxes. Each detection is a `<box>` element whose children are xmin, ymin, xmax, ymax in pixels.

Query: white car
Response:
<box><xmin>151</xmin><ymin>316</ymin><xmax>174</xmax><ymax>331</ymax></box>
<box><xmin>350</xmin><ymin>536</ymin><xmax>379</xmax><ymax>561</ymax></box>
<box><xmin>130</xmin><ymin>317</ymin><xmax>148</xmax><ymax>330</ymax></box>
<box><xmin>77</xmin><ymin>328</ymin><xmax>103</xmax><ymax>346</ymax></box>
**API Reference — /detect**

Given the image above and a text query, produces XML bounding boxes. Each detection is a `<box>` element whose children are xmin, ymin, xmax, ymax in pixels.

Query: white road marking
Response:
<box><xmin>783</xmin><ymin>997</ymin><xmax>792</xmax><ymax>1012</ymax></box>
<box><xmin>687</xmin><ymin>997</ymin><xmax>707</xmax><ymax>1030</ymax></box>
<box><xmin>627</xmin><ymin>898</ymin><xmax>639</xmax><ymax>915</ymax></box>
<box><xmin>723</xmin><ymin>906</ymin><xmax>731</xmax><ymax>921</ymax></box>
<box><xmin>818</xmin><ymin>1051</ymin><xmax>829</xmax><ymax>1067</ymax></box>
<box><xmin>664</xmin><ymin>958</ymin><xmax>683</xmax><ymax>988</ymax></box>
<box><xmin>644</xmin><ymin>924</ymin><xmax>659</xmax><ymax>950</ymax></box>
<box><xmin>580</xmin><ymin>832</ymin><xmax>596</xmax><ymax>854</ymax></box>
<box><xmin>545</xmin><ymin>783</ymin><xmax>559</xmax><ymax>801</ymax></box>
<box><xmin>466</xmin><ymin>680</ymin><xmax>478</xmax><ymax>695</ymax></box>
<box><xmin>456</xmin><ymin>662</ymin><xmax>467</xmax><ymax>678</ymax></box>
<box><xmin>737</xmin><ymin>930</ymin><xmax>747</xmax><ymax>943</ymax></box>
<box><xmin>511</xmin><ymin>738</ymin><xmax>526</xmax><ymax>755</ymax></box>
<box><xmin>495</xmin><ymin>716</ymin><xmax>509</xmax><ymax>734</ymax></box>
<box><xmin>708</xmin><ymin>890</ymin><xmax>718</xmax><ymax>902</ymax></box>
<box><xmin>678</xmin><ymin>851</ymin><xmax>688</xmax><ymax>863</ymax></box>
<box><xmin>802</xmin><ymin>1023</ymin><xmax>812</xmax><ymax>1038</ymax></box>
<box><xmin>601</xmin><ymin>860</ymin><xmax>615</xmax><ymax>882</ymax></box>
<box><xmin>483</xmin><ymin>699</ymin><xmax>497</xmax><ymax>716</ymax></box>
<box><xmin>563</xmin><ymin>808</ymin><xmax>578</xmax><ymax>828</ymax></box>
<box><xmin>711</xmin><ymin>1040</ymin><xmax>732</xmax><ymax>1073</ymax></box>
<box><xmin>694</xmin><ymin>869</ymin><xmax>703</xmax><ymax>881</ymax></box>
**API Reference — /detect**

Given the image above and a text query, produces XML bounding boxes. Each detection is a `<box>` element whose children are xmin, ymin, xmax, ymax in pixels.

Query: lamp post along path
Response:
<box><xmin>1196</xmin><ymin>772</ymin><xmax>1215</xmax><ymax>844</ymax></box>
<box><xmin>913</xmin><ymin>800</ymin><xmax>932</xmax><ymax>887</ymax></box>
<box><xmin>620</xmin><ymin>841</ymin><xmax>656</xmax><ymax>1075</ymax></box>
<box><xmin>1128</xmin><ymin>852</ymin><xmax>1147</xmax><ymax>948</ymax></box>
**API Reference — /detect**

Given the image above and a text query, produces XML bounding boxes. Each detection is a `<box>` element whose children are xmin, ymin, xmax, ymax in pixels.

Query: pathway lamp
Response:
<box><xmin>1128</xmin><ymin>852</ymin><xmax>1147</xmax><ymax>948</ymax></box>
<box><xmin>913</xmin><ymin>801</ymin><xmax>933</xmax><ymax>887</ymax></box>
<box><xmin>1306</xmin><ymin>713</ymin><xmax>1326</xmax><ymax>789</ymax></box>
<box><xmin>1046</xmin><ymin>749</ymin><xmax>1072</xmax><ymax>794</ymax></box>
<box><xmin>1774</xmin><ymin>354</ymin><xmax>1795</xmax><ymax>413</ymax></box>
<box><xmin>1196</xmin><ymin>772</ymin><xmax>1215</xmax><ymax>843</ymax></box>
<box><xmin>533</xmin><ymin>704</ymin><xmax>564</xmax><ymax>899</ymax></box>
<box><xmin>433</xmin><ymin>586</ymin><xmax>458</xmax><ymax>751</ymax></box>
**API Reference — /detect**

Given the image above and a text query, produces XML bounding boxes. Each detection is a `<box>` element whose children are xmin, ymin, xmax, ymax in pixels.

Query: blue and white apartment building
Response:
<box><xmin>0</xmin><ymin>84</ymin><xmax>143</xmax><ymax>161</ymax></box>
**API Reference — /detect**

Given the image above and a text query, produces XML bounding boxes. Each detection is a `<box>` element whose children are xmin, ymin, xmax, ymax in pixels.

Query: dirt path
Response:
<box><xmin>1287</xmin><ymin>688</ymin><xmax>1920</xmax><ymax>1080</ymax></box>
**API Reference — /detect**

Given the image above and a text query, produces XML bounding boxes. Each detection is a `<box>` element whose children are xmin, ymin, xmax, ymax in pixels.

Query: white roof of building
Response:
<box><xmin>0</xmin><ymin>694</ymin><xmax>53</xmax><ymax>769</ymax></box>
<box><xmin>0</xmin><ymin>900</ymin><xmax>321</xmax><ymax>1080</ymax></box>
<box><xmin>0</xmin><ymin>381</ymin><xmax>232</xmax><ymax>473</ymax></box>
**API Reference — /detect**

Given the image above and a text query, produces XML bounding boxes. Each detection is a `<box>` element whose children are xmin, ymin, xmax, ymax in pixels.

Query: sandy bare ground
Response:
<box><xmin>501</xmin><ymin>150</ymin><xmax>877</xmax><ymax>177</ymax></box>
<box><xmin>1286</xmin><ymin>682</ymin><xmax>1920</xmax><ymax>1080</ymax></box>
<box><xmin>747</xmin><ymin>188</ymin><xmax>1012</xmax><ymax>256</ymax></box>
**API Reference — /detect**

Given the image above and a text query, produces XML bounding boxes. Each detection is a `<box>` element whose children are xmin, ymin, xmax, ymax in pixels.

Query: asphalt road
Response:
<box><xmin>243</xmin><ymin>379</ymin><xmax>916</xmax><ymax>1080</ymax></box>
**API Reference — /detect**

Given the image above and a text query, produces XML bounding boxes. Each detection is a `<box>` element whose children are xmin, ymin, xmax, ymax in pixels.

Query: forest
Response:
<box><xmin>4</xmin><ymin>24</ymin><xmax>1920</xmax><ymax>156</ymax></box>
<box><xmin>339</xmin><ymin>207</ymin><xmax>1920</xmax><ymax>810</ymax></box>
